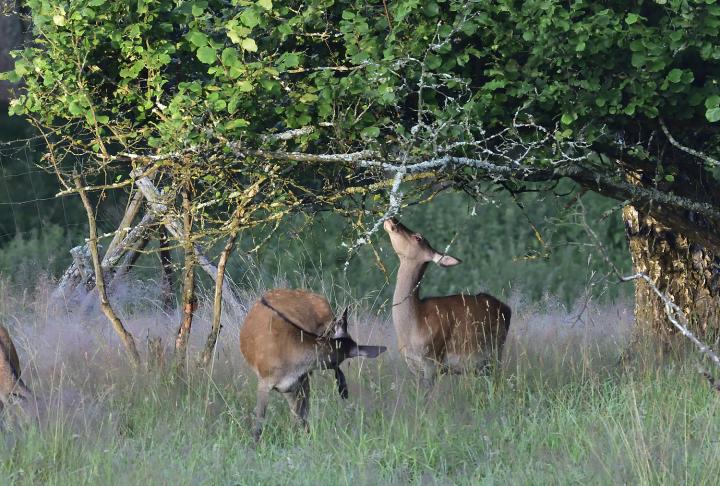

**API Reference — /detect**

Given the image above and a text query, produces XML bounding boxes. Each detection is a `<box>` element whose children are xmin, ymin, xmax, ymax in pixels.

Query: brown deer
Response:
<box><xmin>384</xmin><ymin>217</ymin><xmax>511</xmax><ymax>387</ymax></box>
<box><xmin>0</xmin><ymin>325</ymin><xmax>34</xmax><ymax>416</ymax></box>
<box><xmin>240</xmin><ymin>289</ymin><xmax>386</xmax><ymax>441</ymax></box>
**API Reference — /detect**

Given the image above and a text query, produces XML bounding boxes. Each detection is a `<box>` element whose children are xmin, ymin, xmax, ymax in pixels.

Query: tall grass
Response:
<box><xmin>0</xmin><ymin>277</ymin><xmax>717</xmax><ymax>485</ymax></box>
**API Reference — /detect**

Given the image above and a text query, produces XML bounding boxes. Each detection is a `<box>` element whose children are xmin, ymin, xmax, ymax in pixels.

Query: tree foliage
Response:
<box><xmin>3</xmin><ymin>0</ymin><xmax>720</xmax><ymax>255</ymax></box>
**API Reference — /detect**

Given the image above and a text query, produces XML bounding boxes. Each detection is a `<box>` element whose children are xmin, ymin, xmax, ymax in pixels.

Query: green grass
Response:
<box><xmin>1</xmin><ymin>326</ymin><xmax>718</xmax><ymax>485</ymax></box>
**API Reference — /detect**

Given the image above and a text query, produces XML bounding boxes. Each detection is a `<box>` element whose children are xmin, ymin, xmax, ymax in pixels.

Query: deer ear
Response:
<box><xmin>333</xmin><ymin>307</ymin><xmax>350</xmax><ymax>338</ymax></box>
<box><xmin>433</xmin><ymin>253</ymin><xmax>462</xmax><ymax>267</ymax></box>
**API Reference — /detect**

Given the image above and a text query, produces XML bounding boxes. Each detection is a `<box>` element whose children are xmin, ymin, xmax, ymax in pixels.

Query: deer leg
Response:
<box><xmin>475</xmin><ymin>356</ymin><xmax>493</xmax><ymax>375</ymax></box>
<box><xmin>420</xmin><ymin>362</ymin><xmax>437</xmax><ymax>389</ymax></box>
<box><xmin>333</xmin><ymin>367</ymin><xmax>348</xmax><ymax>399</ymax></box>
<box><xmin>403</xmin><ymin>353</ymin><xmax>437</xmax><ymax>389</ymax></box>
<box><xmin>252</xmin><ymin>383</ymin><xmax>271</xmax><ymax>442</ymax></box>
<box><xmin>283</xmin><ymin>374</ymin><xmax>310</xmax><ymax>432</ymax></box>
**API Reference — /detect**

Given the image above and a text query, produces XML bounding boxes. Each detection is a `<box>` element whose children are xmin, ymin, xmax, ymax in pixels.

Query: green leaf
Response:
<box><xmin>426</xmin><ymin>54</ymin><xmax>442</xmax><ymax>70</ymax></box>
<box><xmin>438</xmin><ymin>24</ymin><xmax>453</xmax><ymax>38</ymax></box>
<box><xmin>561</xmin><ymin>113</ymin><xmax>575</xmax><ymax>125</ymax></box>
<box><xmin>225</xmin><ymin>119</ymin><xmax>249</xmax><ymax>130</ymax></box>
<box><xmin>53</xmin><ymin>14</ymin><xmax>66</xmax><ymax>26</ymax></box>
<box><xmin>631</xmin><ymin>53</ymin><xmax>645</xmax><ymax>67</ymax></box>
<box><xmin>705</xmin><ymin>95</ymin><xmax>720</xmax><ymax>109</ymax></box>
<box><xmin>667</xmin><ymin>68</ymin><xmax>683</xmax><ymax>83</ymax></box>
<box><xmin>226</xmin><ymin>19</ymin><xmax>252</xmax><ymax>44</ymax></box>
<box><xmin>241</xmin><ymin>9</ymin><xmax>260</xmax><ymax>28</ymax></box>
<box><xmin>625</xmin><ymin>13</ymin><xmax>639</xmax><ymax>25</ymax></box>
<box><xmin>196</xmin><ymin>46</ymin><xmax>217</xmax><ymax>64</ymax></box>
<box><xmin>68</xmin><ymin>101</ymin><xmax>83</xmax><ymax>116</ymax></box>
<box><xmin>236</xmin><ymin>80</ymin><xmax>253</xmax><ymax>92</ymax></box>
<box><xmin>221</xmin><ymin>48</ymin><xmax>240</xmax><ymax>67</ymax></box>
<box><xmin>187</xmin><ymin>31</ymin><xmax>209</xmax><ymax>47</ymax></box>
<box><xmin>257</xmin><ymin>0</ymin><xmax>272</xmax><ymax>10</ymax></box>
<box><xmin>240</xmin><ymin>38</ymin><xmax>258</xmax><ymax>52</ymax></box>
<box><xmin>664</xmin><ymin>174</ymin><xmax>675</xmax><ymax>182</ymax></box>
<box><xmin>706</xmin><ymin>107</ymin><xmax>720</xmax><ymax>122</ymax></box>
<box><xmin>299</xmin><ymin>93</ymin><xmax>319</xmax><ymax>103</ymax></box>
<box><xmin>192</xmin><ymin>4</ymin><xmax>206</xmax><ymax>16</ymax></box>
<box><xmin>423</xmin><ymin>1</ymin><xmax>440</xmax><ymax>17</ymax></box>
<box><xmin>361</xmin><ymin>126</ymin><xmax>380</xmax><ymax>138</ymax></box>
<box><xmin>278</xmin><ymin>52</ymin><xmax>299</xmax><ymax>69</ymax></box>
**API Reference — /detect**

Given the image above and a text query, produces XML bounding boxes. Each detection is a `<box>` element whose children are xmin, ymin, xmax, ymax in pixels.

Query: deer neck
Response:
<box><xmin>392</xmin><ymin>259</ymin><xmax>427</xmax><ymax>341</ymax></box>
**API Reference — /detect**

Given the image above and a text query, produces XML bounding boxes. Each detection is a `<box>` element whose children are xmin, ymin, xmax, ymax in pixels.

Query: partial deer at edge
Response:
<box><xmin>240</xmin><ymin>289</ymin><xmax>386</xmax><ymax>442</ymax></box>
<box><xmin>384</xmin><ymin>218</ymin><xmax>511</xmax><ymax>387</ymax></box>
<box><xmin>0</xmin><ymin>325</ymin><xmax>35</xmax><ymax>418</ymax></box>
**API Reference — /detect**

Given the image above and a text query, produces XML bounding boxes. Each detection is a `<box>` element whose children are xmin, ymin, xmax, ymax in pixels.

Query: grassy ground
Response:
<box><xmin>0</xmin><ymin>281</ymin><xmax>718</xmax><ymax>485</ymax></box>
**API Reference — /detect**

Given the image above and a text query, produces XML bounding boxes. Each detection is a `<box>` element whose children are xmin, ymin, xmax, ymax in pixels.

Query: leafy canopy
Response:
<box><xmin>3</xmin><ymin>0</ymin><xmax>720</xmax><ymax>246</ymax></box>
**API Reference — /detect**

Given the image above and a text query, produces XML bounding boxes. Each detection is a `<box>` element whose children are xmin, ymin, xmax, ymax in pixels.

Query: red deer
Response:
<box><xmin>240</xmin><ymin>289</ymin><xmax>386</xmax><ymax>441</ymax></box>
<box><xmin>0</xmin><ymin>325</ymin><xmax>34</xmax><ymax>417</ymax></box>
<box><xmin>384</xmin><ymin>218</ymin><xmax>511</xmax><ymax>387</ymax></box>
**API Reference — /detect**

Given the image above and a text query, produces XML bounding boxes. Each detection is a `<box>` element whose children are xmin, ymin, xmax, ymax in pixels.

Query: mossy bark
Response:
<box><xmin>623</xmin><ymin>205</ymin><xmax>720</xmax><ymax>342</ymax></box>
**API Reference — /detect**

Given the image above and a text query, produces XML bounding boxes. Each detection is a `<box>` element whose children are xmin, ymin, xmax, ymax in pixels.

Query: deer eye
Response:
<box><xmin>412</xmin><ymin>233</ymin><xmax>423</xmax><ymax>241</ymax></box>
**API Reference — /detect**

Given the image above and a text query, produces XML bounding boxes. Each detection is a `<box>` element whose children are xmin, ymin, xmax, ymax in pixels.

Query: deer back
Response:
<box><xmin>240</xmin><ymin>289</ymin><xmax>335</xmax><ymax>379</ymax></box>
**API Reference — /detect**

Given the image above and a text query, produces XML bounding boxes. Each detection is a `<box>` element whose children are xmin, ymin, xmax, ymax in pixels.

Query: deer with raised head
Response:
<box><xmin>384</xmin><ymin>218</ymin><xmax>511</xmax><ymax>387</ymax></box>
<box><xmin>240</xmin><ymin>289</ymin><xmax>386</xmax><ymax>441</ymax></box>
<box><xmin>0</xmin><ymin>325</ymin><xmax>34</xmax><ymax>417</ymax></box>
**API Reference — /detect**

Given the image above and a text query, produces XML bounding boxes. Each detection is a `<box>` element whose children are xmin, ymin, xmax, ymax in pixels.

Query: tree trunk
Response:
<box><xmin>199</xmin><ymin>177</ymin><xmax>266</xmax><ymax>368</ymax></box>
<box><xmin>175</xmin><ymin>186</ymin><xmax>196</xmax><ymax>370</ymax></box>
<box><xmin>74</xmin><ymin>176</ymin><xmax>141</xmax><ymax>367</ymax></box>
<box><xmin>623</xmin><ymin>205</ymin><xmax>720</xmax><ymax>342</ymax></box>
<box><xmin>159</xmin><ymin>227</ymin><xmax>174</xmax><ymax>312</ymax></box>
<box><xmin>102</xmin><ymin>190</ymin><xmax>144</xmax><ymax>266</ymax></box>
<box><xmin>200</xmin><ymin>226</ymin><xmax>239</xmax><ymax>368</ymax></box>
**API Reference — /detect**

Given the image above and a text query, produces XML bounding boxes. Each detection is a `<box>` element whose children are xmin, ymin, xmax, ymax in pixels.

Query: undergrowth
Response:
<box><xmin>0</xmin><ymin>282</ymin><xmax>717</xmax><ymax>485</ymax></box>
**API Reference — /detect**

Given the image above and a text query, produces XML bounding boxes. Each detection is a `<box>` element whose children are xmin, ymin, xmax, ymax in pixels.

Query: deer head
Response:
<box><xmin>331</xmin><ymin>307</ymin><xmax>386</xmax><ymax>361</ymax></box>
<box><xmin>383</xmin><ymin>217</ymin><xmax>461</xmax><ymax>267</ymax></box>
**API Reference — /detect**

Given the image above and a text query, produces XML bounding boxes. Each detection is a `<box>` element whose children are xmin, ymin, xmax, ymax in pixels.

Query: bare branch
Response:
<box><xmin>660</xmin><ymin>118</ymin><xmax>719</xmax><ymax>167</ymax></box>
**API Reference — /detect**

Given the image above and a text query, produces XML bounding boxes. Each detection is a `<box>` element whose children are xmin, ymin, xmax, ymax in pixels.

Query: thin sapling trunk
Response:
<box><xmin>175</xmin><ymin>185</ymin><xmax>196</xmax><ymax>370</ymax></box>
<box><xmin>74</xmin><ymin>176</ymin><xmax>141</xmax><ymax>367</ymax></box>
